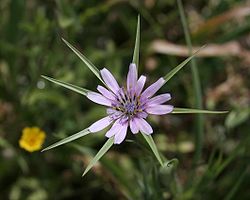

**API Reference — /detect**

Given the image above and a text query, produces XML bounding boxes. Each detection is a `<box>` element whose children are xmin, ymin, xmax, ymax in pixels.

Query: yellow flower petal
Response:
<box><xmin>19</xmin><ymin>126</ymin><xmax>46</xmax><ymax>152</ymax></box>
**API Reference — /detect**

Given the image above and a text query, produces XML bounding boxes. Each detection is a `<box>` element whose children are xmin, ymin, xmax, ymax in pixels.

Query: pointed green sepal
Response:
<box><xmin>132</xmin><ymin>15</ymin><xmax>140</xmax><ymax>69</ymax></box>
<box><xmin>172</xmin><ymin>107</ymin><xmax>228</xmax><ymax>114</ymax></box>
<box><xmin>42</xmin><ymin>75</ymin><xmax>90</xmax><ymax>96</ymax></box>
<box><xmin>163</xmin><ymin>45</ymin><xmax>206</xmax><ymax>83</ymax></box>
<box><xmin>82</xmin><ymin>137</ymin><xmax>114</xmax><ymax>177</ymax></box>
<box><xmin>62</xmin><ymin>38</ymin><xmax>105</xmax><ymax>85</ymax></box>
<box><xmin>42</xmin><ymin>128</ymin><xmax>90</xmax><ymax>152</ymax></box>
<box><xmin>141</xmin><ymin>133</ymin><xmax>164</xmax><ymax>166</ymax></box>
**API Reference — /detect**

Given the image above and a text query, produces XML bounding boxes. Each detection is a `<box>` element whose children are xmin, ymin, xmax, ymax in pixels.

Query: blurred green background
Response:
<box><xmin>0</xmin><ymin>0</ymin><xmax>250</xmax><ymax>199</ymax></box>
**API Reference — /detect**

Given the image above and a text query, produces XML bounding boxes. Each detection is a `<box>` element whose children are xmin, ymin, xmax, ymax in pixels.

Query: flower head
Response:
<box><xmin>19</xmin><ymin>127</ymin><xmax>46</xmax><ymax>152</ymax></box>
<box><xmin>41</xmin><ymin>19</ymin><xmax>226</xmax><ymax>177</ymax></box>
<box><xmin>87</xmin><ymin>63</ymin><xmax>173</xmax><ymax>144</ymax></box>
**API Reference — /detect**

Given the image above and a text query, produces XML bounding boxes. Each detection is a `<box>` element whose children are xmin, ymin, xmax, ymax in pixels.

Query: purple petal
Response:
<box><xmin>114</xmin><ymin>122</ymin><xmax>128</xmax><ymax>144</ymax></box>
<box><xmin>89</xmin><ymin>116</ymin><xmax>112</xmax><ymax>132</ymax></box>
<box><xmin>127</xmin><ymin>63</ymin><xmax>137</xmax><ymax>91</ymax></box>
<box><xmin>136</xmin><ymin>111</ymin><xmax>148</xmax><ymax>119</ymax></box>
<box><xmin>141</xmin><ymin>78</ymin><xmax>165</xmax><ymax>99</ymax></box>
<box><xmin>105</xmin><ymin>120</ymin><xmax>121</xmax><ymax>138</ymax></box>
<box><xmin>135</xmin><ymin>75</ymin><xmax>146</xmax><ymax>95</ymax></box>
<box><xmin>87</xmin><ymin>92</ymin><xmax>112</xmax><ymax>106</ymax></box>
<box><xmin>147</xmin><ymin>93</ymin><xmax>171</xmax><ymax>106</ymax></box>
<box><xmin>97</xmin><ymin>85</ymin><xmax>116</xmax><ymax>100</ymax></box>
<box><xmin>119</xmin><ymin>116</ymin><xmax>129</xmax><ymax>124</ymax></box>
<box><xmin>107</xmin><ymin>108</ymin><xmax>122</xmax><ymax>120</ymax></box>
<box><xmin>100</xmin><ymin>68</ymin><xmax>119</xmax><ymax>93</ymax></box>
<box><xmin>117</xmin><ymin>88</ymin><xmax>126</xmax><ymax>101</ymax></box>
<box><xmin>146</xmin><ymin>105</ymin><xmax>174</xmax><ymax>115</ymax></box>
<box><xmin>130</xmin><ymin>119</ymin><xmax>139</xmax><ymax>134</ymax></box>
<box><xmin>134</xmin><ymin>118</ymin><xmax>153</xmax><ymax>135</ymax></box>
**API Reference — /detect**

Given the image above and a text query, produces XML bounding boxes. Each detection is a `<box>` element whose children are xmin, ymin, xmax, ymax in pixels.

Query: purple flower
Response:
<box><xmin>87</xmin><ymin>63</ymin><xmax>173</xmax><ymax>144</ymax></box>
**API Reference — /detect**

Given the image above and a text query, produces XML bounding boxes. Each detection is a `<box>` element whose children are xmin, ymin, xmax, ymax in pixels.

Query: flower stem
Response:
<box><xmin>177</xmin><ymin>0</ymin><xmax>204</xmax><ymax>166</ymax></box>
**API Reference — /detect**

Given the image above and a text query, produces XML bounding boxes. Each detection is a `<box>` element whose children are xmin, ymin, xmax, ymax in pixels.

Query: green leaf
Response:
<box><xmin>171</xmin><ymin>107</ymin><xmax>228</xmax><ymax>114</ymax></box>
<box><xmin>82</xmin><ymin>137</ymin><xmax>114</xmax><ymax>177</ymax></box>
<box><xmin>61</xmin><ymin>38</ymin><xmax>105</xmax><ymax>85</ymax></box>
<box><xmin>141</xmin><ymin>133</ymin><xmax>164</xmax><ymax>166</ymax></box>
<box><xmin>42</xmin><ymin>128</ymin><xmax>90</xmax><ymax>152</ymax></box>
<box><xmin>163</xmin><ymin>45</ymin><xmax>205</xmax><ymax>83</ymax></box>
<box><xmin>132</xmin><ymin>15</ymin><xmax>140</xmax><ymax>68</ymax></box>
<box><xmin>42</xmin><ymin>75</ymin><xmax>90</xmax><ymax>96</ymax></box>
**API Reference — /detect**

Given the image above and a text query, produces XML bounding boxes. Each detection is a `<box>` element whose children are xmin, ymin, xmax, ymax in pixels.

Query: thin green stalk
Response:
<box><xmin>224</xmin><ymin>167</ymin><xmax>248</xmax><ymax>200</ymax></box>
<box><xmin>177</xmin><ymin>0</ymin><xmax>204</xmax><ymax>166</ymax></box>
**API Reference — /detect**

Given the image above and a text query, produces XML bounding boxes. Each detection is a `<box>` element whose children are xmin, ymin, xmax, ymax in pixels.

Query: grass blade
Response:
<box><xmin>42</xmin><ymin>128</ymin><xmax>90</xmax><ymax>152</ymax></box>
<box><xmin>177</xmin><ymin>0</ymin><xmax>204</xmax><ymax>167</ymax></box>
<box><xmin>132</xmin><ymin>15</ymin><xmax>140</xmax><ymax>69</ymax></box>
<box><xmin>141</xmin><ymin>133</ymin><xmax>164</xmax><ymax>166</ymax></box>
<box><xmin>61</xmin><ymin>38</ymin><xmax>105</xmax><ymax>85</ymax></box>
<box><xmin>42</xmin><ymin>75</ymin><xmax>90</xmax><ymax>96</ymax></box>
<box><xmin>172</xmin><ymin>108</ymin><xmax>228</xmax><ymax>114</ymax></box>
<box><xmin>82</xmin><ymin>137</ymin><xmax>114</xmax><ymax>177</ymax></box>
<box><xmin>224</xmin><ymin>167</ymin><xmax>248</xmax><ymax>200</ymax></box>
<box><xmin>163</xmin><ymin>46</ymin><xmax>205</xmax><ymax>83</ymax></box>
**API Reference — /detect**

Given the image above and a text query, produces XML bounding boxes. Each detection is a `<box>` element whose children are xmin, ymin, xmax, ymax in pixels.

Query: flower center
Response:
<box><xmin>111</xmin><ymin>88</ymin><xmax>143</xmax><ymax>118</ymax></box>
<box><xmin>124</xmin><ymin>102</ymin><xmax>136</xmax><ymax>114</ymax></box>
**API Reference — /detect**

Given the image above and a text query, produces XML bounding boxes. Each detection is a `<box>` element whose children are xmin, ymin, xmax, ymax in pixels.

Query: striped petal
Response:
<box><xmin>130</xmin><ymin>119</ymin><xmax>139</xmax><ymax>134</ymax></box>
<box><xmin>89</xmin><ymin>116</ymin><xmax>112</xmax><ymax>132</ymax></box>
<box><xmin>100</xmin><ymin>68</ymin><xmax>119</xmax><ymax>93</ymax></box>
<box><xmin>97</xmin><ymin>85</ymin><xmax>116</xmax><ymax>101</ymax></box>
<box><xmin>134</xmin><ymin>118</ymin><xmax>153</xmax><ymax>135</ymax></box>
<box><xmin>127</xmin><ymin>63</ymin><xmax>137</xmax><ymax>91</ymax></box>
<box><xmin>114</xmin><ymin>122</ymin><xmax>128</xmax><ymax>144</ymax></box>
<box><xmin>146</xmin><ymin>105</ymin><xmax>173</xmax><ymax>115</ymax></box>
<box><xmin>136</xmin><ymin>111</ymin><xmax>148</xmax><ymax>119</ymax></box>
<box><xmin>107</xmin><ymin>108</ymin><xmax>122</xmax><ymax>120</ymax></box>
<box><xmin>147</xmin><ymin>93</ymin><xmax>171</xmax><ymax>106</ymax></box>
<box><xmin>87</xmin><ymin>92</ymin><xmax>112</xmax><ymax>106</ymax></box>
<box><xmin>105</xmin><ymin>120</ymin><xmax>121</xmax><ymax>138</ymax></box>
<box><xmin>141</xmin><ymin>78</ymin><xmax>165</xmax><ymax>99</ymax></box>
<box><xmin>135</xmin><ymin>75</ymin><xmax>146</xmax><ymax>95</ymax></box>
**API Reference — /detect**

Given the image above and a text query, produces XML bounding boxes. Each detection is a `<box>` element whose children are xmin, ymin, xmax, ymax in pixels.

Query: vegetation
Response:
<box><xmin>0</xmin><ymin>0</ymin><xmax>249</xmax><ymax>199</ymax></box>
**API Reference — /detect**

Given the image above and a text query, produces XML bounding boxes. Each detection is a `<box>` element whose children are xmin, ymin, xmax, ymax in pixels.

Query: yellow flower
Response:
<box><xmin>19</xmin><ymin>127</ymin><xmax>46</xmax><ymax>152</ymax></box>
